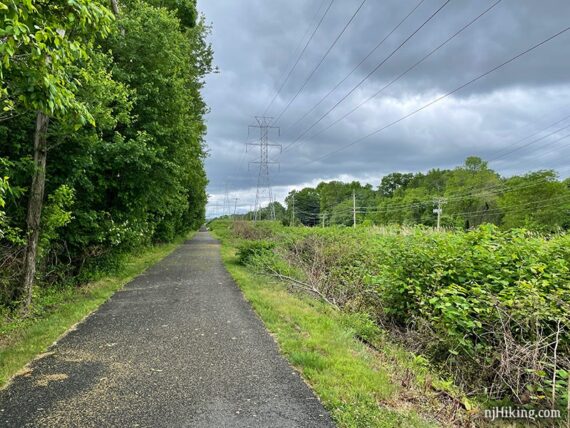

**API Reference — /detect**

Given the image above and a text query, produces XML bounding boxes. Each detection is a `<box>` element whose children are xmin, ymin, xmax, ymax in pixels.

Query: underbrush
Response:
<box><xmin>210</xmin><ymin>220</ymin><xmax>570</xmax><ymax>414</ymax></box>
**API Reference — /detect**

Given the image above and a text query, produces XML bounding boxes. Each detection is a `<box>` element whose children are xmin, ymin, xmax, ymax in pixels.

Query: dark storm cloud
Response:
<box><xmin>198</xmin><ymin>0</ymin><xmax>570</xmax><ymax>215</ymax></box>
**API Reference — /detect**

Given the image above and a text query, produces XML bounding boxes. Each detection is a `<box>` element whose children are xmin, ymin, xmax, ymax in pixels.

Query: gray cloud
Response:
<box><xmin>199</xmin><ymin>0</ymin><xmax>570</xmax><ymax>216</ymax></box>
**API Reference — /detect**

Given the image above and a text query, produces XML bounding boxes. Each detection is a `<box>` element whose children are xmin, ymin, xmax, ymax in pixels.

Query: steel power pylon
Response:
<box><xmin>247</xmin><ymin>116</ymin><xmax>281</xmax><ymax>221</ymax></box>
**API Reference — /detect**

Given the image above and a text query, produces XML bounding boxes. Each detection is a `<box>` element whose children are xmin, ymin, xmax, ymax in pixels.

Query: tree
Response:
<box><xmin>141</xmin><ymin>0</ymin><xmax>197</xmax><ymax>28</ymax></box>
<box><xmin>444</xmin><ymin>157</ymin><xmax>502</xmax><ymax>228</ymax></box>
<box><xmin>379</xmin><ymin>172</ymin><xmax>414</xmax><ymax>197</ymax></box>
<box><xmin>105</xmin><ymin>0</ymin><xmax>212</xmax><ymax>240</ymax></box>
<box><xmin>498</xmin><ymin>171</ymin><xmax>570</xmax><ymax>231</ymax></box>
<box><xmin>330</xmin><ymin>199</ymin><xmax>353</xmax><ymax>226</ymax></box>
<box><xmin>0</xmin><ymin>0</ymin><xmax>213</xmax><ymax>311</ymax></box>
<box><xmin>286</xmin><ymin>188</ymin><xmax>320</xmax><ymax>226</ymax></box>
<box><xmin>1</xmin><ymin>0</ymin><xmax>113</xmax><ymax>311</ymax></box>
<box><xmin>255</xmin><ymin>201</ymin><xmax>286</xmax><ymax>221</ymax></box>
<box><xmin>317</xmin><ymin>181</ymin><xmax>352</xmax><ymax>215</ymax></box>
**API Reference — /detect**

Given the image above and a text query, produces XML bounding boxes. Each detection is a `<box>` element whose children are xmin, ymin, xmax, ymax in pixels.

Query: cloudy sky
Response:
<box><xmin>198</xmin><ymin>0</ymin><xmax>570</xmax><ymax>217</ymax></box>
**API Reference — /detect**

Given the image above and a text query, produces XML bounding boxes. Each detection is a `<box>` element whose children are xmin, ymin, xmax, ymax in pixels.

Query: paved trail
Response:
<box><xmin>0</xmin><ymin>232</ymin><xmax>333</xmax><ymax>427</ymax></box>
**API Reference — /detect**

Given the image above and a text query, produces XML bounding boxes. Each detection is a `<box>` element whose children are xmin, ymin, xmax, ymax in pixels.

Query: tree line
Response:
<box><xmin>0</xmin><ymin>0</ymin><xmax>213</xmax><ymax>312</ymax></box>
<box><xmin>244</xmin><ymin>157</ymin><xmax>570</xmax><ymax>231</ymax></box>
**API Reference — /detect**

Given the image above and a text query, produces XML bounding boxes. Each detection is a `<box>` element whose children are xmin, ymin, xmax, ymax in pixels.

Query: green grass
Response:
<box><xmin>218</xmin><ymin>242</ymin><xmax>444</xmax><ymax>427</ymax></box>
<box><xmin>0</xmin><ymin>234</ymin><xmax>190</xmax><ymax>388</ymax></box>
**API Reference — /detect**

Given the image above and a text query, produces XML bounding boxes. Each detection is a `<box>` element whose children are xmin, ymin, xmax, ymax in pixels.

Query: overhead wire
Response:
<box><xmin>488</xmin><ymin>118</ymin><xmax>570</xmax><ymax>163</ymax></box>
<box><xmin>263</xmin><ymin>0</ymin><xmax>333</xmax><ymax>115</ymax></box>
<box><xmin>276</xmin><ymin>112</ymin><xmax>570</xmax><ymax>220</ymax></box>
<box><xmin>280</xmin><ymin>0</ymin><xmax>454</xmax><ymax>153</ymax></box>
<box><xmin>304</xmin><ymin>26</ymin><xmax>570</xmax><ymax>165</ymax></box>
<box><xmin>272</xmin><ymin>0</ymin><xmax>368</xmax><ymax>125</ymax></box>
<box><xmin>283</xmin><ymin>0</ymin><xmax>427</xmax><ymax>133</ymax></box>
<box><xmin>281</xmin><ymin>0</ymin><xmax>503</xmax><ymax>154</ymax></box>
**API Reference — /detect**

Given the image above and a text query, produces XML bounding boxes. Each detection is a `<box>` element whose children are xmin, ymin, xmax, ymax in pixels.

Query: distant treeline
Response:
<box><xmin>244</xmin><ymin>157</ymin><xmax>570</xmax><ymax>231</ymax></box>
<box><xmin>0</xmin><ymin>0</ymin><xmax>212</xmax><ymax>311</ymax></box>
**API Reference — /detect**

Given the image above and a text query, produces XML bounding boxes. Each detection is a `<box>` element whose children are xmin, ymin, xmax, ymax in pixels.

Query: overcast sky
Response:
<box><xmin>198</xmin><ymin>0</ymin><xmax>570</xmax><ymax>216</ymax></box>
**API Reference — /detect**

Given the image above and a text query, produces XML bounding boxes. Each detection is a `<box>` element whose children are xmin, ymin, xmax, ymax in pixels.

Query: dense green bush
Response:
<box><xmin>223</xmin><ymin>221</ymin><xmax>570</xmax><ymax>409</ymax></box>
<box><xmin>0</xmin><ymin>0</ymin><xmax>212</xmax><ymax>310</ymax></box>
<box><xmin>237</xmin><ymin>240</ymin><xmax>275</xmax><ymax>266</ymax></box>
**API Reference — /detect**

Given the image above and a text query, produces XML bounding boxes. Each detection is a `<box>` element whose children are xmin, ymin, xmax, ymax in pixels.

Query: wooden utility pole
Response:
<box><xmin>433</xmin><ymin>198</ymin><xmax>446</xmax><ymax>231</ymax></box>
<box><xmin>352</xmin><ymin>190</ymin><xmax>356</xmax><ymax>228</ymax></box>
<box><xmin>291</xmin><ymin>193</ymin><xmax>295</xmax><ymax>226</ymax></box>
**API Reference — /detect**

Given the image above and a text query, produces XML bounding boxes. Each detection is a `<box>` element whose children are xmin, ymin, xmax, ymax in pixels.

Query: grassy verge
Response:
<box><xmin>216</xmin><ymin>238</ymin><xmax>468</xmax><ymax>427</ymax></box>
<box><xmin>0</xmin><ymin>233</ymin><xmax>191</xmax><ymax>388</ymax></box>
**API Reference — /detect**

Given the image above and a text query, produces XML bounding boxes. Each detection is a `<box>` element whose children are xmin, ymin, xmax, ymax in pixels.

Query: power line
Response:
<box><xmin>279</xmin><ymin>126</ymin><xmax>569</xmax><ymax>220</ymax></box>
<box><xmin>354</xmin><ymin>193</ymin><xmax>570</xmax><ymax>218</ymax></box>
<box><xmin>339</xmin><ymin>113</ymin><xmax>570</xmax><ymax>207</ymax></box>
<box><xmin>418</xmin><ymin>122</ymin><xmax>570</xmax><ymax>200</ymax></box>
<box><xmin>282</xmin><ymin>0</ymin><xmax>502</xmax><ymax>154</ymax></box>
<box><xmin>289</xmin><ymin>192</ymin><xmax>570</xmax><ymax>221</ymax></box>
<box><xmin>281</xmin><ymin>0</ymin><xmax>453</xmax><ymax>152</ymax></box>
<box><xmin>518</xmin><ymin>134</ymin><xmax>570</xmax><ymax>163</ymax></box>
<box><xmin>263</xmin><ymin>0</ymin><xmax>333</xmax><ymax>116</ymax></box>
<box><xmin>305</xmin><ymin>25</ymin><xmax>570</xmax><ymax>165</ymax></box>
<box><xmin>273</xmin><ymin>0</ymin><xmax>368</xmax><ymax>125</ymax></box>
<box><xmin>283</xmin><ymin>0</ymin><xmax>427</xmax><ymax>133</ymax></box>
<box><xmin>488</xmin><ymin>119</ymin><xmax>570</xmax><ymax>163</ymax></box>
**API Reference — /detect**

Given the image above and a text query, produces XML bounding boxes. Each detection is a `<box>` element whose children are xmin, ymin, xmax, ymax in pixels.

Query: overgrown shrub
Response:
<box><xmin>225</xmin><ymin>222</ymin><xmax>570</xmax><ymax>409</ymax></box>
<box><xmin>237</xmin><ymin>240</ymin><xmax>275</xmax><ymax>265</ymax></box>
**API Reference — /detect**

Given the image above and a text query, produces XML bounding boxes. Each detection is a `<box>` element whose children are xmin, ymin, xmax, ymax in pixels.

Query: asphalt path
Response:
<box><xmin>0</xmin><ymin>231</ymin><xmax>333</xmax><ymax>427</ymax></box>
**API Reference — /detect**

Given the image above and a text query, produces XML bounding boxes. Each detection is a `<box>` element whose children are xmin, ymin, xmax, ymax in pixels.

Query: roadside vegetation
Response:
<box><xmin>210</xmin><ymin>219</ymin><xmax>570</xmax><ymax>425</ymax></box>
<box><xmin>215</xmin><ymin>231</ymin><xmax>459</xmax><ymax>427</ymax></box>
<box><xmin>1</xmin><ymin>1</ymin><xmax>211</xmax><ymax>315</ymax></box>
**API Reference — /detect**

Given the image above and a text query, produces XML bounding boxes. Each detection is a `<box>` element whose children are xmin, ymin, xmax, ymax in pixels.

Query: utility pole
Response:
<box><xmin>233</xmin><ymin>198</ymin><xmax>239</xmax><ymax>216</ymax></box>
<box><xmin>247</xmin><ymin>116</ymin><xmax>281</xmax><ymax>222</ymax></box>
<box><xmin>291</xmin><ymin>193</ymin><xmax>295</xmax><ymax>226</ymax></box>
<box><xmin>433</xmin><ymin>198</ymin><xmax>446</xmax><ymax>231</ymax></box>
<box><xmin>352</xmin><ymin>189</ymin><xmax>356</xmax><ymax>228</ymax></box>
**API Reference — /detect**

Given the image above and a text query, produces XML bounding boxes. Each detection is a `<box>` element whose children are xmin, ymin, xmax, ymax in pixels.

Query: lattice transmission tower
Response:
<box><xmin>247</xmin><ymin>116</ymin><xmax>281</xmax><ymax>221</ymax></box>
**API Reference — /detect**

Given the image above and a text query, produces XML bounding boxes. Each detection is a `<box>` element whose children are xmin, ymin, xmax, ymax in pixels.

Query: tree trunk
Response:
<box><xmin>110</xmin><ymin>0</ymin><xmax>120</xmax><ymax>15</ymax></box>
<box><xmin>20</xmin><ymin>111</ymin><xmax>49</xmax><ymax>313</ymax></box>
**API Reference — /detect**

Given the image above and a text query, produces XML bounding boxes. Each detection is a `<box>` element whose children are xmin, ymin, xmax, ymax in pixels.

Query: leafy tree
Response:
<box><xmin>330</xmin><ymin>199</ymin><xmax>353</xmax><ymax>226</ymax></box>
<box><xmin>281</xmin><ymin>157</ymin><xmax>569</xmax><ymax>231</ymax></box>
<box><xmin>379</xmin><ymin>172</ymin><xmax>414</xmax><ymax>197</ymax></box>
<box><xmin>0</xmin><ymin>0</ymin><xmax>114</xmax><ymax>311</ymax></box>
<box><xmin>317</xmin><ymin>181</ymin><xmax>353</xmax><ymax>215</ymax></box>
<box><xmin>0</xmin><ymin>0</ymin><xmax>213</xmax><ymax>311</ymax></box>
<box><xmin>105</xmin><ymin>0</ymin><xmax>211</xmax><ymax>240</ymax></box>
<box><xmin>141</xmin><ymin>0</ymin><xmax>198</xmax><ymax>28</ymax></box>
<box><xmin>498</xmin><ymin>171</ymin><xmax>570</xmax><ymax>231</ymax></box>
<box><xmin>444</xmin><ymin>157</ymin><xmax>502</xmax><ymax>228</ymax></box>
<box><xmin>254</xmin><ymin>201</ymin><xmax>286</xmax><ymax>221</ymax></box>
<box><xmin>286</xmin><ymin>188</ymin><xmax>320</xmax><ymax>226</ymax></box>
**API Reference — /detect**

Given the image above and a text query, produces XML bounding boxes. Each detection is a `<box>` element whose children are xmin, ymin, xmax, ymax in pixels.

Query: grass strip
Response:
<box><xmin>218</xmin><ymin>242</ymin><xmax>439</xmax><ymax>428</ymax></box>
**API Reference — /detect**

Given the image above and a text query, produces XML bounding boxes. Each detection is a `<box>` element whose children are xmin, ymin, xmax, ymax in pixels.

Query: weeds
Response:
<box><xmin>210</xmin><ymin>220</ymin><xmax>570</xmax><ymax>412</ymax></box>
